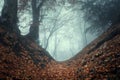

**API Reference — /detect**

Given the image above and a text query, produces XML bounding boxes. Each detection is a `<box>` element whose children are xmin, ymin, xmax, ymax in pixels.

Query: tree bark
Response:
<box><xmin>27</xmin><ymin>0</ymin><xmax>44</xmax><ymax>43</ymax></box>
<box><xmin>1</xmin><ymin>0</ymin><xmax>20</xmax><ymax>34</ymax></box>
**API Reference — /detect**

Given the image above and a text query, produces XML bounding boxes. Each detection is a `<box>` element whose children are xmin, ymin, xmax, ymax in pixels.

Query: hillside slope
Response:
<box><xmin>0</xmin><ymin>24</ymin><xmax>120</xmax><ymax>80</ymax></box>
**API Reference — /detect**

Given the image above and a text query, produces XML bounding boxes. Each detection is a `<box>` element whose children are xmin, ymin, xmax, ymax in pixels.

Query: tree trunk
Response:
<box><xmin>82</xmin><ymin>31</ymin><xmax>87</xmax><ymax>47</ymax></box>
<box><xmin>27</xmin><ymin>0</ymin><xmax>44</xmax><ymax>43</ymax></box>
<box><xmin>28</xmin><ymin>0</ymin><xmax>40</xmax><ymax>42</ymax></box>
<box><xmin>1</xmin><ymin>0</ymin><xmax>20</xmax><ymax>34</ymax></box>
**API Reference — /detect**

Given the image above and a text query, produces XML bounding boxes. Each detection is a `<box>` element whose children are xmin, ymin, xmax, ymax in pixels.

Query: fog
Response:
<box><xmin>39</xmin><ymin>8</ymin><xmax>97</xmax><ymax>61</ymax></box>
<box><xmin>1</xmin><ymin>0</ymin><xmax>114</xmax><ymax>61</ymax></box>
<box><xmin>18</xmin><ymin>1</ymin><xmax>98</xmax><ymax>61</ymax></box>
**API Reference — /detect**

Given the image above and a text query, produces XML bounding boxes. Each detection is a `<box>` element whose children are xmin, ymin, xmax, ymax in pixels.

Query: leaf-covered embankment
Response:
<box><xmin>0</xmin><ymin>24</ymin><xmax>120</xmax><ymax>79</ymax></box>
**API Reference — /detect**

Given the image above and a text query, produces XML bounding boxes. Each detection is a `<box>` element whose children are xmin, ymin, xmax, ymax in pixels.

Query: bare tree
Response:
<box><xmin>42</xmin><ymin>5</ymin><xmax>75</xmax><ymax>49</ymax></box>
<box><xmin>52</xmin><ymin>33</ymin><xmax>60</xmax><ymax>59</ymax></box>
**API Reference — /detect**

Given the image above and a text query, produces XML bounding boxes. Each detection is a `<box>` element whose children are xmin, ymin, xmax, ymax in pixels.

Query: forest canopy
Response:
<box><xmin>80</xmin><ymin>0</ymin><xmax>120</xmax><ymax>33</ymax></box>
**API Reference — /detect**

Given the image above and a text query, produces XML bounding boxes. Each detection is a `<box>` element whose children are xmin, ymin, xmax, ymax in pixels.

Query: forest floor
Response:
<box><xmin>0</xmin><ymin>24</ymin><xmax>120</xmax><ymax>80</ymax></box>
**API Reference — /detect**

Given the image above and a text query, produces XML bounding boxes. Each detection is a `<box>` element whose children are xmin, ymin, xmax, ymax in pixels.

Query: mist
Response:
<box><xmin>1</xmin><ymin>0</ymin><xmax>119</xmax><ymax>61</ymax></box>
<box><xmin>18</xmin><ymin>1</ymin><xmax>98</xmax><ymax>61</ymax></box>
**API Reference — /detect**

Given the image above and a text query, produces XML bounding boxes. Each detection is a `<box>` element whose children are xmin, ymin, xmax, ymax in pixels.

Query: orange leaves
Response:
<box><xmin>0</xmin><ymin>25</ymin><xmax>120</xmax><ymax>79</ymax></box>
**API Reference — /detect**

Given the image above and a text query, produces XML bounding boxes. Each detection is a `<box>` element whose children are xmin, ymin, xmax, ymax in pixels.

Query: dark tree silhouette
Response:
<box><xmin>1</xmin><ymin>0</ymin><xmax>20</xmax><ymax>34</ymax></box>
<box><xmin>80</xmin><ymin>0</ymin><xmax>120</xmax><ymax>33</ymax></box>
<box><xmin>27</xmin><ymin>0</ymin><xmax>45</xmax><ymax>43</ymax></box>
<box><xmin>1</xmin><ymin>0</ymin><xmax>46</xmax><ymax>43</ymax></box>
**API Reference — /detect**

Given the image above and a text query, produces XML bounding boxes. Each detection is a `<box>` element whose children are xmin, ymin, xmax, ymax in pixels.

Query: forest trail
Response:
<box><xmin>0</xmin><ymin>24</ymin><xmax>120</xmax><ymax>79</ymax></box>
